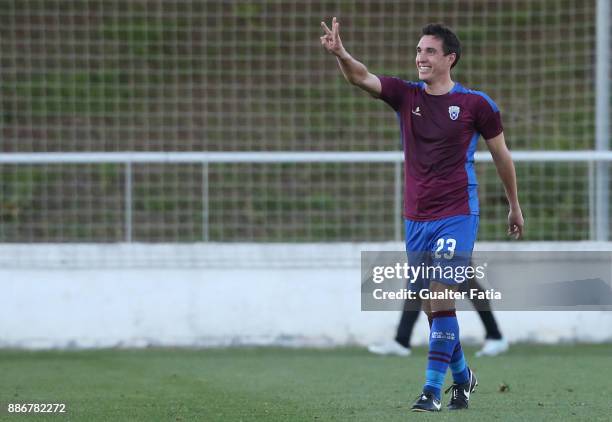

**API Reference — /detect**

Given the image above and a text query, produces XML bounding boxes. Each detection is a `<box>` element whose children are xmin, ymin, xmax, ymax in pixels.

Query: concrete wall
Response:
<box><xmin>1</xmin><ymin>243</ymin><xmax>611</xmax><ymax>349</ymax></box>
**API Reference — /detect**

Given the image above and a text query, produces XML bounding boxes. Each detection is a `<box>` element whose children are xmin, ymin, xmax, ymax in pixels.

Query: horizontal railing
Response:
<box><xmin>0</xmin><ymin>151</ymin><xmax>609</xmax><ymax>241</ymax></box>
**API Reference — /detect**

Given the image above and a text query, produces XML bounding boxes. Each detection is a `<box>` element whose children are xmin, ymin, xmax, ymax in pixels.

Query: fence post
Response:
<box><xmin>394</xmin><ymin>161</ymin><xmax>402</xmax><ymax>241</ymax></box>
<box><xmin>589</xmin><ymin>161</ymin><xmax>596</xmax><ymax>240</ymax></box>
<box><xmin>595</xmin><ymin>0</ymin><xmax>610</xmax><ymax>240</ymax></box>
<box><xmin>125</xmin><ymin>162</ymin><xmax>132</xmax><ymax>242</ymax></box>
<box><xmin>202</xmin><ymin>162</ymin><xmax>209</xmax><ymax>242</ymax></box>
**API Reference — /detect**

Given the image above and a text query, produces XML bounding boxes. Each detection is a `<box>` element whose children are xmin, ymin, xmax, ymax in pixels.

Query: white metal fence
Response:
<box><xmin>1</xmin><ymin>150</ymin><xmax>610</xmax><ymax>242</ymax></box>
<box><xmin>1</xmin><ymin>1</ymin><xmax>609</xmax><ymax>244</ymax></box>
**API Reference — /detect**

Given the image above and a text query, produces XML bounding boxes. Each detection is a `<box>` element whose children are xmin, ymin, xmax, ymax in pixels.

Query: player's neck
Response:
<box><xmin>424</xmin><ymin>77</ymin><xmax>455</xmax><ymax>96</ymax></box>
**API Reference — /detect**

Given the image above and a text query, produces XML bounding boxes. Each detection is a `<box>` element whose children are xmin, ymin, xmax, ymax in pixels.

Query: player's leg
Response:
<box><xmin>368</xmin><ymin>279</ymin><xmax>422</xmax><ymax>356</ymax></box>
<box><xmin>368</xmin><ymin>311</ymin><xmax>417</xmax><ymax>356</ymax></box>
<box><xmin>416</xmin><ymin>215</ymin><xmax>479</xmax><ymax>411</ymax></box>
<box><xmin>443</xmin><ymin>303</ymin><xmax>478</xmax><ymax>410</ymax></box>
<box><xmin>468</xmin><ymin>274</ymin><xmax>509</xmax><ymax>356</ymax></box>
<box><xmin>411</xmin><ymin>296</ymin><xmax>444</xmax><ymax>412</ymax></box>
<box><xmin>396</xmin><ymin>310</ymin><xmax>421</xmax><ymax>350</ymax></box>
<box><xmin>413</xmin><ymin>280</ymin><xmax>462</xmax><ymax>412</ymax></box>
<box><xmin>404</xmin><ymin>220</ymin><xmax>446</xmax><ymax>412</ymax></box>
<box><xmin>395</xmin><ymin>272</ymin><xmax>424</xmax><ymax>348</ymax></box>
<box><xmin>412</xmin><ymin>217</ymin><xmax>464</xmax><ymax>412</ymax></box>
<box><xmin>435</xmin><ymin>215</ymin><xmax>479</xmax><ymax>409</ymax></box>
<box><xmin>416</xmin><ymin>279</ymin><xmax>460</xmax><ymax>403</ymax></box>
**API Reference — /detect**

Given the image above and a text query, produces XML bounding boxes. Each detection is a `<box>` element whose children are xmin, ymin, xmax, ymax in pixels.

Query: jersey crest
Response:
<box><xmin>448</xmin><ymin>106</ymin><xmax>460</xmax><ymax>120</ymax></box>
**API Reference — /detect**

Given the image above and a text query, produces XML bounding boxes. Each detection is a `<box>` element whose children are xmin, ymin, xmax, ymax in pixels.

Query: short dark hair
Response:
<box><xmin>421</xmin><ymin>23</ymin><xmax>461</xmax><ymax>68</ymax></box>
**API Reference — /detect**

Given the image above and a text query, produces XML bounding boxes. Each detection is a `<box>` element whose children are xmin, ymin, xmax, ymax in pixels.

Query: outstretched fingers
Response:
<box><xmin>332</xmin><ymin>17</ymin><xmax>339</xmax><ymax>38</ymax></box>
<box><xmin>321</xmin><ymin>21</ymin><xmax>332</xmax><ymax>35</ymax></box>
<box><xmin>321</xmin><ymin>17</ymin><xmax>342</xmax><ymax>51</ymax></box>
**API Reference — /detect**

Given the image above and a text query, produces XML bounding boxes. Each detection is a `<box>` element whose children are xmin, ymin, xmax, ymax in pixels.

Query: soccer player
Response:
<box><xmin>320</xmin><ymin>19</ymin><xmax>524</xmax><ymax>412</ymax></box>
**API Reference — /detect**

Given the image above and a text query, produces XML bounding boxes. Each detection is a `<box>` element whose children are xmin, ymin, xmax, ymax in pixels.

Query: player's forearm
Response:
<box><xmin>493</xmin><ymin>154</ymin><xmax>521</xmax><ymax>209</ymax></box>
<box><xmin>335</xmin><ymin>52</ymin><xmax>370</xmax><ymax>86</ymax></box>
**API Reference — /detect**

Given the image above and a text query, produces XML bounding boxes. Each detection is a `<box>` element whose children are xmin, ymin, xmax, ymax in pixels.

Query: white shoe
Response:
<box><xmin>367</xmin><ymin>340</ymin><xmax>411</xmax><ymax>357</ymax></box>
<box><xmin>475</xmin><ymin>338</ymin><xmax>509</xmax><ymax>357</ymax></box>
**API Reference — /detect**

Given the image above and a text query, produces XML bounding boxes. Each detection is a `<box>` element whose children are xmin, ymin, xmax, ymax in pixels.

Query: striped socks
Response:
<box><xmin>450</xmin><ymin>342</ymin><xmax>470</xmax><ymax>384</ymax></box>
<box><xmin>423</xmin><ymin>310</ymin><xmax>461</xmax><ymax>399</ymax></box>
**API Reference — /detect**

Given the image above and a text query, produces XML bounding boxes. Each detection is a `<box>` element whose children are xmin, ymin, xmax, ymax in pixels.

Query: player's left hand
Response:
<box><xmin>507</xmin><ymin>207</ymin><xmax>524</xmax><ymax>239</ymax></box>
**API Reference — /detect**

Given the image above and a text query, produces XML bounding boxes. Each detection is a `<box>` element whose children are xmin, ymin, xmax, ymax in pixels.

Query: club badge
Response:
<box><xmin>448</xmin><ymin>106</ymin><xmax>460</xmax><ymax>120</ymax></box>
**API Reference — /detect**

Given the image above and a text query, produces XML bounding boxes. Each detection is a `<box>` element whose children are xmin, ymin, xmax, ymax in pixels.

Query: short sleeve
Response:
<box><xmin>378</xmin><ymin>76</ymin><xmax>410</xmax><ymax>111</ymax></box>
<box><xmin>474</xmin><ymin>93</ymin><xmax>503</xmax><ymax>140</ymax></box>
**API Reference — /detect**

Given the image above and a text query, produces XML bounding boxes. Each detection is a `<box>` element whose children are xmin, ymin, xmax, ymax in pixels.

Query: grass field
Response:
<box><xmin>0</xmin><ymin>344</ymin><xmax>611</xmax><ymax>421</ymax></box>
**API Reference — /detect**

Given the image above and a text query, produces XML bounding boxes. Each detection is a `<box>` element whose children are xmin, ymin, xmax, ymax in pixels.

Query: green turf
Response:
<box><xmin>0</xmin><ymin>344</ymin><xmax>610</xmax><ymax>421</ymax></box>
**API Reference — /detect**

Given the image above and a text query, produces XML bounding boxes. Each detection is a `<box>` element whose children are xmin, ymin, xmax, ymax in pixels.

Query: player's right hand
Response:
<box><xmin>507</xmin><ymin>207</ymin><xmax>524</xmax><ymax>240</ymax></box>
<box><xmin>320</xmin><ymin>17</ymin><xmax>346</xmax><ymax>57</ymax></box>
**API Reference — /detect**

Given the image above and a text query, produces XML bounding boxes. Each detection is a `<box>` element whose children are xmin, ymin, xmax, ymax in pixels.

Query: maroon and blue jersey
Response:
<box><xmin>377</xmin><ymin>76</ymin><xmax>503</xmax><ymax>221</ymax></box>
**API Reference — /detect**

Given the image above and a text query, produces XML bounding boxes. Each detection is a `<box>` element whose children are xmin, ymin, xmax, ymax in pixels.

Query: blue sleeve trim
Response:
<box><xmin>402</xmin><ymin>79</ymin><xmax>423</xmax><ymax>89</ymax></box>
<box><xmin>453</xmin><ymin>83</ymin><xmax>499</xmax><ymax>112</ymax></box>
<box><xmin>470</xmin><ymin>90</ymin><xmax>499</xmax><ymax>112</ymax></box>
<box><xmin>465</xmin><ymin>132</ymin><xmax>480</xmax><ymax>215</ymax></box>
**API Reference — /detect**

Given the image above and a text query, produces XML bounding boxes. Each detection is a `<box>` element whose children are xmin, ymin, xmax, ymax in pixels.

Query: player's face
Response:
<box><xmin>415</xmin><ymin>35</ymin><xmax>454</xmax><ymax>83</ymax></box>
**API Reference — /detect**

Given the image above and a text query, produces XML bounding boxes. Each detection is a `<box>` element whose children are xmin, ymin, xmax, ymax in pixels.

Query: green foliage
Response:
<box><xmin>0</xmin><ymin>0</ymin><xmax>599</xmax><ymax>242</ymax></box>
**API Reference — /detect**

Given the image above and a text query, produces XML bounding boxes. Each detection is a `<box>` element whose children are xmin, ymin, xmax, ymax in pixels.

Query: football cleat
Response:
<box><xmin>475</xmin><ymin>338</ymin><xmax>509</xmax><ymax>357</ymax></box>
<box><xmin>411</xmin><ymin>392</ymin><xmax>442</xmax><ymax>412</ymax></box>
<box><xmin>367</xmin><ymin>340</ymin><xmax>411</xmax><ymax>357</ymax></box>
<box><xmin>445</xmin><ymin>368</ymin><xmax>478</xmax><ymax>410</ymax></box>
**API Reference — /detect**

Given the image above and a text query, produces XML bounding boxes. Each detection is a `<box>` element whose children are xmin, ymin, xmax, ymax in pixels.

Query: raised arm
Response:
<box><xmin>320</xmin><ymin>17</ymin><xmax>381</xmax><ymax>97</ymax></box>
<box><xmin>485</xmin><ymin>132</ymin><xmax>524</xmax><ymax>239</ymax></box>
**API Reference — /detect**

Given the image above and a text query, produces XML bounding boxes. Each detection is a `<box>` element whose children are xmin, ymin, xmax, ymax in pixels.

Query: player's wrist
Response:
<box><xmin>335</xmin><ymin>49</ymin><xmax>350</xmax><ymax>60</ymax></box>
